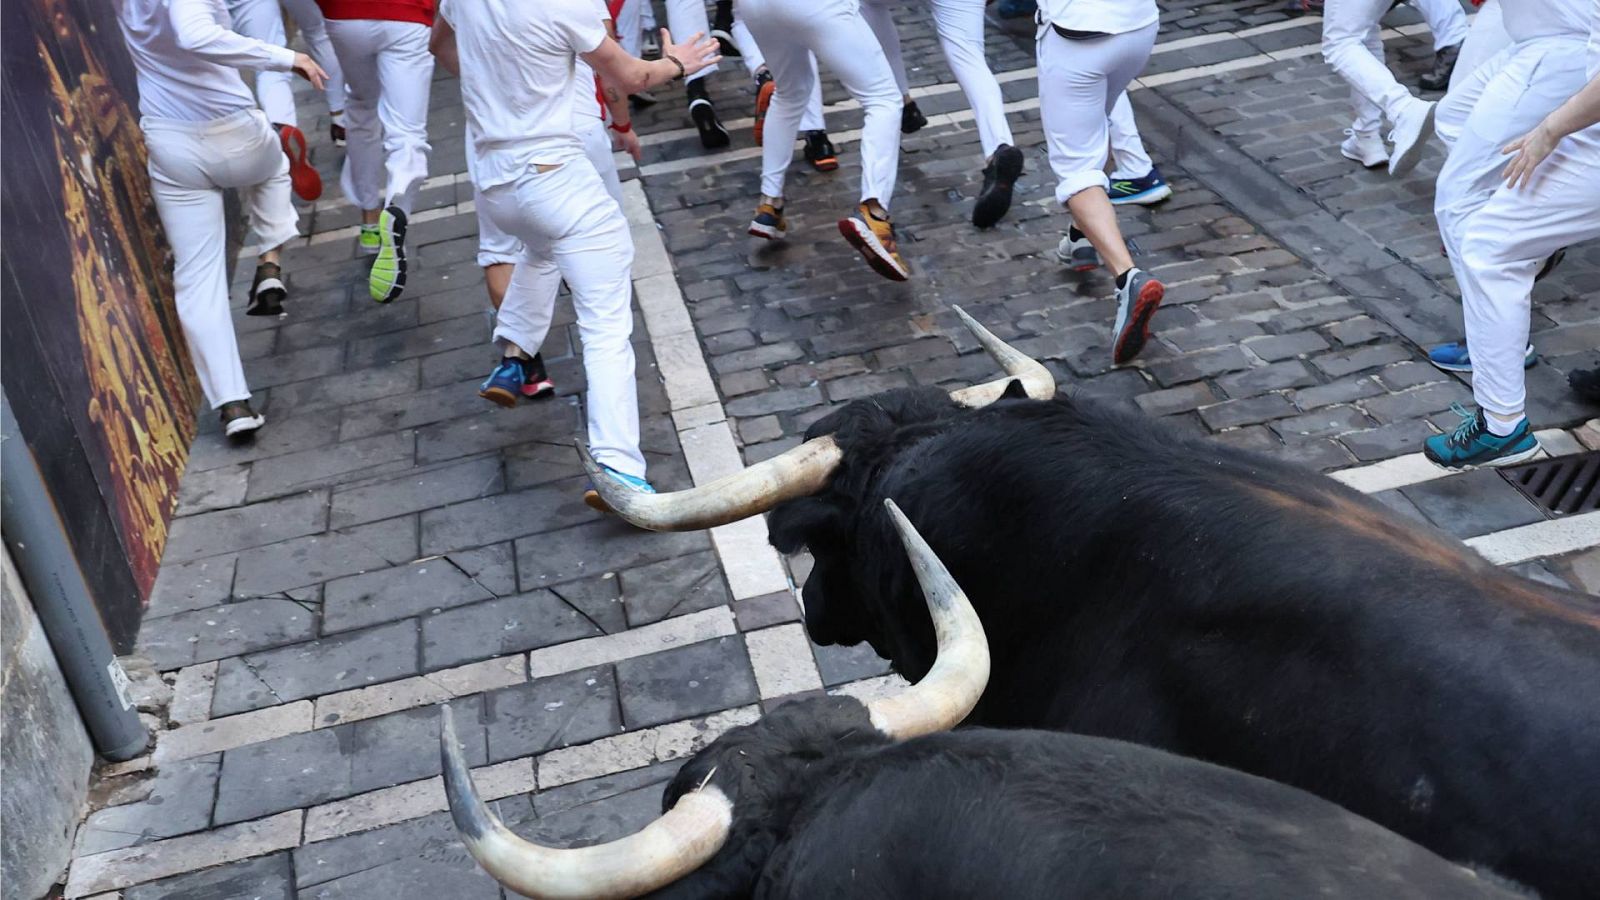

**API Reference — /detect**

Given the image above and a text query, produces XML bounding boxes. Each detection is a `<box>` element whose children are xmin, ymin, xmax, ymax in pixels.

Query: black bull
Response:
<box><xmin>646</xmin><ymin>696</ymin><xmax>1526</xmax><ymax>899</ymax></box>
<box><xmin>767</xmin><ymin>386</ymin><xmax>1600</xmax><ymax>900</ymax></box>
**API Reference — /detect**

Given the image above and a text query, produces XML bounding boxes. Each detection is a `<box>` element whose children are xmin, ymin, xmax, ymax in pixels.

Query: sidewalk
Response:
<box><xmin>72</xmin><ymin>4</ymin><xmax>1598</xmax><ymax>896</ymax></box>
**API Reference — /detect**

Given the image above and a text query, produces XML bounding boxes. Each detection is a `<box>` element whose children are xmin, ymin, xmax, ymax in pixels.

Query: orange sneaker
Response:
<box><xmin>276</xmin><ymin>124</ymin><xmax>322</xmax><ymax>201</ymax></box>
<box><xmin>837</xmin><ymin>201</ymin><xmax>909</xmax><ymax>282</ymax></box>
<box><xmin>753</xmin><ymin>72</ymin><xmax>775</xmax><ymax>146</ymax></box>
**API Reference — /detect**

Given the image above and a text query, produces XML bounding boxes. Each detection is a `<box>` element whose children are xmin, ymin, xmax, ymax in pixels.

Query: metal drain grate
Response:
<box><xmin>1500</xmin><ymin>451</ymin><xmax>1600</xmax><ymax>515</ymax></box>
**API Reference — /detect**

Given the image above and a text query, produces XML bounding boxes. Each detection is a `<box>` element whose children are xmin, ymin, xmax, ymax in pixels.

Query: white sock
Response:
<box><xmin>1485</xmin><ymin>411</ymin><xmax>1524</xmax><ymax>437</ymax></box>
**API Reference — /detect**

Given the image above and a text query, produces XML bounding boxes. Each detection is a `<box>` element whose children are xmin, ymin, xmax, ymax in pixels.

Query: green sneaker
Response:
<box><xmin>368</xmin><ymin>205</ymin><xmax>407</xmax><ymax>303</ymax></box>
<box><xmin>358</xmin><ymin>223</ymin><xmax>380</xmax><ymax>256</ymax></box>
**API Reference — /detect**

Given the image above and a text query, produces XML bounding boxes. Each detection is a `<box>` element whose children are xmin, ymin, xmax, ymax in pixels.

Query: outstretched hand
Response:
<box><xmin>1500</xmin><ymin>121</ymin><xmax>1558</xmax><ymax>190</ymax></box>
<box><xmin>293</xmin><ymin>52</ymin><xmax>328</xmax><ymax>90</ymax></box>
<box><xmin>659</xmin><ymin>28</ymin><xmax>721</xmax><ymax>78</ymax></box>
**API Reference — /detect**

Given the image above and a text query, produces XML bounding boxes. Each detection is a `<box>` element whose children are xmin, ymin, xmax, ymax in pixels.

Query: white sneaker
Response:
<box><xmin>1340</xmin><ymin>128</ymin><xmax>1388</xmax><ymax>168</ymax></box>
<box><xmin>1387</xmin><ymin>99</ymin><xmax>1437</xmax><ymax>177</ymax></box>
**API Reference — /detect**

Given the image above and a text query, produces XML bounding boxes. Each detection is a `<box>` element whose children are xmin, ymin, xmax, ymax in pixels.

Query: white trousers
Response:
<box><xmin>326</xmin><ymin>18</ymin><xmax>433</xmax><ymax>214</ymax></box>
<box><xmin>1431</xmin><ymin>36</ymin><xmax>1590</xmax><ymax>417</ymax></box>
<box><xmin>1322</xmin><ymin>0</ymin><xmax>1463</xmax><ymax>134</ymax></box>
<box><xmin>1108</xmin><ymin>91</ymin><xmax>1154</xmax><ymax>179</ymax></box>
<box><xmin>280</xmin><ymin>0</ymin><xmax>347</xmax><ymax>114</ymax></box>
<box><xmin>862</xmin><ymin>0</ymin><xmax>1014</xmax><ymax>158</ymax></box>
<box><xmin>641</xmin><ymin>0</ymin><xmax>715</xmax><ymax>84</ymax></box>
<box><xmin>730</xmin><ymin>15</ymin><xmax>826</xmax><ymax>132</ymax></box>
<box><xmin>482</xmin><ymin>161</ymin><xmax>645</xmax><ymax>477</ymax></box>
<box><xmin>743</xmin><ymin>0</ymin><xmax>901</xmax><ymax>206</ymax></box>
<box><xmin>471</xmin><ymin>119</ymin><xmax>624</xmax><ymax>268</ymax></box>
<box><xmin>1038</xmin><ymin>24</ymin><xmax>1157</xmax><ymax>203</ymax></box>
<box><xmin>142</xmin><ymin>110</ymin><xmax>299</xmax><ymax>409</ymax></box>
<box><xmin>1439</xmin><ymin>0</ymin><xmax>1510</xmax><ymax>143</ymax></box>
<box><xmin>226</xmin><ymin>0</ymin><xmax>297</xmax><ymax>126</ymax></box>
<box><xmin>1458</xmin><ymin>128</ymin><xmax>1600</xmax><ymax>417</ymax></box>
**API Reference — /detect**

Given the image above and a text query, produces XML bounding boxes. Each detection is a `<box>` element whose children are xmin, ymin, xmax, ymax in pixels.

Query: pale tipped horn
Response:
<box><xmin>440</xmin><ymin>705</ymin><xmax>732</xmax><ymax>900</ymax></box>
<box><xmin>585</xmin><ymin>309</ymin><xmax>1053</xmax><ymax>531</ymax></box>
<box><xmin>865</xmin><ymin>500</ymin><xmax>990</xmax><ymax>740</ymax></box>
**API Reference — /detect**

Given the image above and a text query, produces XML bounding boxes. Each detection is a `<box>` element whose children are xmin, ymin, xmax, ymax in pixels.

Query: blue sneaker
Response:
<box><xmin>583</xmin><ymin>464</ymin><xmax>656</xmax><ymax>513</ymax></box>
<box><xmin>1426</xmin><ymin>340</ymin><xmax>1537</xmax><ymax>374</ymax></box>
<box><xmin>1423</xmin><ymin>403</ymin><xmax>1544</xmax><ymax>470</ymax></box>
<box><xmin>479</xmin><ymin>356</ymin><xmax>527</xmax><ymax>408</ymax></box>
<box><xmin>1108</xmin><ymin>167</ymin><xmax>1174</xmax><ymax>206</ymax></box>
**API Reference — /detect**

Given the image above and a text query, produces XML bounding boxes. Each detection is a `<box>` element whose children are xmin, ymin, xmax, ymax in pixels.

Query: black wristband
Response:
<box><xmin>665</xmin><ymin>53</ymin><xmax>685</xmax><ymax>80</ymax></box>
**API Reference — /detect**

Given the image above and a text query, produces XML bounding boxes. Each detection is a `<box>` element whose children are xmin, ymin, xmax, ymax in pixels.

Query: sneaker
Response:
<box><xmin>838</xmin><ymin>201</ymin><xmax>910</xmax><ymax>282</ymax></box>
<box><xmin>804</xmin><ymin>131</ymin><xmax>839</xmax><ymax>172</ymax></box>
<box><xmin>358</xmin><ymin>223</ymin><xmax>380</xmax><ymax>256</ymax></box>
<box><xmin>1418</xmin><ymin>43</ymin><xmax>1460</xmax><ymax>92</ymax></box>
<box><xmin>690</xmin><ymin>97</ymin><xmax>730</xmax><ymax>150</ymax></box>
<box><xmin>369</xmin><ymin>205</ymin><xmax>407</xmax><ymax>303</ymax></box>
<box><xmin>753</xmin><ymin>71</ymin><xmax>775</xmax><ymax>146</ymax></box>
<box><xmin>972</xmin><ymin>143</ymin><xmax>1024</xmax><ymax>228</ymax></box>
<box><xmin>1387</xmin><ymin>98</ymin><xmax>1436</xmax><ymax>177</ymax></box>
<box><xmin>1570</xmin><ymin>366</ymin><xmax>1600</xmax><ymax>403</ymax></box>
<box><xmin>219</xmin><ymin>400</ymin><xmax>264</xmax><ymax>438</ymax></box>
<box><xmin>641</xmin><ymin>32</ymin><xmax>661</xmax><ymax>59</ymax></box>
<box><xmin>1423</xmin><ymin>404</ymin><xmax>1544</xmax><ymax>469</ymax></box>
<box><xmin>902</xmin><ymin>100</ymin><xmax>928</xmax><ymax>134</ymax></box>
<box><xmin>1108</xmin><ymin>166</ymin><xmax>1174</xmax><ymax>206</ymax></box>
<box><xmin>748</xmin><ymin>201</ymin><xmax>788</xmax><ymax>240</ymax></box>
<box><xmin>1054</xmin><ymin>231</ymin><xmax>1100</xmax><ymax>272</ymax></box>
<box><xmin>1536</xmin><ymin>246</ymin><xmax>1566</xmax><ymax>282</ymax></box>
<box><xmin>1340</xmin><ymin>129</ymin><xmax>1389</xmax><ymax>168</ymax></box>
<box><xmin>275</xmin><ymin>124</ymin><xmax>322</xmax><ymax>201</ymax></box>
<box><xmin>1425</xmin><ymin>339</ymin><xmax>1537</xmax><ymax>373</ymax></box>
<box><xmin>711</xmin><ymin>29</ymin><xmax>741</xmax><ymax>58</ymax></box>
<box><xmin>1111</xmin><ymin>268</ymin><xmax>1165</xmax><ymax>365</ymax></box>
<box><xmin>479</xmin><ymin>356</ymin><xmax>528</xmax><ymax>408</ymax></box>
<box><xmin>583</xmin><ymin>464</ymin><xmax>657</xmax><ymax>514</ymax></box>
<box><xmin>330</xmin><ymin>119</ymin><xmax>346</xmax><ymax>149</ymax></box>
<box><xmin>521</xmin><ymin>353</ymin><xmax>555</xmax><ymax>399</ymax></box>
<box><xmin>247</xmin><ymin>262</ymin><xmax>287</xmax><ymax>317</ymax></box>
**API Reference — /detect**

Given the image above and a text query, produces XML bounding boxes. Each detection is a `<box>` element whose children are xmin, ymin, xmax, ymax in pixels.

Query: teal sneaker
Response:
<box><xmin>358</xmin><ymin>223</ymin><xmax>380</xmax><ymax>256</ymax></box>
<box><xmin>583</xmin><ymin>464</ymin><xmax>656</xmax><ymax>513</ymax></box>
<box><xmin>1423</xmin><ymin>403</ymin><xmax>1544</xmax><ymax>470</ymax></box>
<box><xmin>369</xmin><ymin>205</ymin><xmax>407</xmax><ymax>303</ymax></box>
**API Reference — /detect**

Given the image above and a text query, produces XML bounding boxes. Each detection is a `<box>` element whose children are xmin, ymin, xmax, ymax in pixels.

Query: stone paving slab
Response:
<box><xmin>81</xmin><ymin>3</ymin><xmax>1600</xmax><ymax>895</ymax></box>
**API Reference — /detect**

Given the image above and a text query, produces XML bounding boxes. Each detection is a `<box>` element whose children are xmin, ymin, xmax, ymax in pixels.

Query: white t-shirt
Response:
<box><xmin>573</xmin><ymin>0</ymin><xmax>610</xmax><ymax>123</ymax></box>
<box><xmin>114</xmin><ymin>0</ymin><xmax>296</xmax><ymax>121</ymax></box>
<box><xmin>438</xmin><ymin>0</ymin><xmax>609</xmax><ymax>188</ymax></box>
<box><xmin>1503</xmin><ymin>0</ymin><xmax>1590</xmax><ymax>44</ymax></box>
<box><xmin>1589</xmin><ymin>0</ymin><xmax>1600</xmax><ymax>79</ymax></box>
<box><xmin>1037</xmin><ymin>0</ymin><xmax>1158</xmax><ymax>35</ymax></box>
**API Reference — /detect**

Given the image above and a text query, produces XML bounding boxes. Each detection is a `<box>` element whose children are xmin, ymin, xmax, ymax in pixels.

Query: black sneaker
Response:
<box><xmin>972</xmin><ymin>143</ymin><xmax>1024</xmax><ymax>229</ymax></box>
<box><xmin>1536</xmin><ymin>246</ymin><xmax>1567</xmax><ymax>282</ymax></box>
<box><xmin>247</xmin><ymin>262</ymin><xmax>287</xmax><ymax>317</ymax></box>
<box><xmin>219</xmin><ymin>400</ymin><xmax>264</xmax><ymax>438</ymax></box>
<box><xmin>1418</xmin><ymin>43</ymin><xmax>1459</xmax><ymax>92</ymax></box>
<box><xmin>804</xmin><ymin>131</ymin><xmax>839</xmax><ymax>172</ymax></box>
<box><xmin>330</xmin><ymin>120</ymin><xmax>346</xmax><ymax>148</ymax></box>
<box><xmin>902</xmin><ymin>100</ymin><xmax>928</xmax><ymax>134</ymax></box>
<box><xmin>690</xmin><ymin>97</ymin><xmax>730</xmax><ymax>150</ymax></box>
<box><xmin>521</xmin><ymin>353</ymin><xmax>555</xmax><ymax>399</ymax></box>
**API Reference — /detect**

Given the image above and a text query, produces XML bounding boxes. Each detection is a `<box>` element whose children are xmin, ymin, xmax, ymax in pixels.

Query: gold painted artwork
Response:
<box><xmin>38</xmin><ymin>0</ymin><xmax>200</xmax><ymax>597</ymax></box>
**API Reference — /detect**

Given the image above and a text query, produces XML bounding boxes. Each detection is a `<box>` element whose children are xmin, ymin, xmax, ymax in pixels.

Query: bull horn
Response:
<box><xmin>584</xmin><ymin>307</ymin><xmax>1053</xmax><ymax>532</ymax></box>
<box><xmin>439</xmin><ymin>705</ymin><xmax>733</xmax><ymax>900</ymax></box>
<box><xmin>865</xmin><ymin>499</ymin><xmax>990</xmax><ymax>740</ymax></box>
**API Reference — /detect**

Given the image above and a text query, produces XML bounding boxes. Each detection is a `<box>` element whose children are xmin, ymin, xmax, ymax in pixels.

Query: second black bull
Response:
<box><xmin>585</xmin><ymin>316</ymin><xmax>1600</xmax><ymax>900</ymax></box>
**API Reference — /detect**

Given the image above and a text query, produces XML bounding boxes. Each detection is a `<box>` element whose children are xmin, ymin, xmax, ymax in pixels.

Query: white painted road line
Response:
<box><xmin>1467</xmin><ymin>512</ymin><xmax>1600</xmax><ymax>567</ymax></box>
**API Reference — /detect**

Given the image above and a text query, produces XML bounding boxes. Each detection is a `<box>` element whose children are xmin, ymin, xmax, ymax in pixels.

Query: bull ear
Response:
<box><xmin>999</xmin><ymin>378</ymin><xmax>1030</xmax><ymax>400</ymax></box>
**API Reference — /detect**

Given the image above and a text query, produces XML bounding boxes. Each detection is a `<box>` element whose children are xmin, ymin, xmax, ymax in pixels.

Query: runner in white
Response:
<box><xmin>1422</xmin><ymin>0</ymin><xmax>1600</xmax><ymax>469</ymax></box>
<box><xmin>224</xmin><ymin>0</ymin><xmax>329</xmax><ymax>199</ymax></box>
<box><xmin>741</xmin><ymin>0</ymin><xmax>909</xmax><ymax>281</ymax></box>
<box><xmin>1320</xmin><ymin>0</ymin><xmax>1465</xmax><ymax>175</ymax></box>
<box><xmin>279</xmin><ymin>0</ymin><xmax>348</xmax><ymax>143</ymax></box>
<box><xmin>1107</xmin><ymin>91</ymin><xmax>1172</xmax><ymax>206</ymax></box>
<box><xmin>860</xmin><ymin>0</ymin><xmax>1025</xmax><ymax>227</ymax></box>
<box><xmin>433</xmin><ymin>0</ymin><xmax>718</xmax><ymax>503</ymax></box>
<box><xmin>112</xmin><ymin>0</ymin><xmax>327</xmax><ymax>437</ymax></box>
<box><xmin>318</xmin><ymin>0</ymin><xmax>435</xmax><ymax>305</ymax></box>
<box><xmin>1038</xmin><ymin>0</ymin><xmax>1165</xmax><ymax>365</ymax></box>
<box><xmin>614</xmin><ymin>0</ymin><xmax>729</xmax><ymax>148</ymax></box>
<box><xmin>729</xmin><ymin>16</ymin><xmax>840</xmax><ymax>172</ymax></box>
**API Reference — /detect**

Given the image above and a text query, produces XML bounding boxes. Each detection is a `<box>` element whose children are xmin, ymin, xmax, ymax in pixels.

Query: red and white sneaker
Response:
<box><xmin>276</xmin><ymin>124</ymin><xmax>322</xmax><ymax>201</ymax></box>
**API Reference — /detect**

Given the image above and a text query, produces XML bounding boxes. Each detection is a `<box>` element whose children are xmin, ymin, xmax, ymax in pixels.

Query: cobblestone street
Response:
<box><xmin>68</xmin><ymin>3</ymin><xmax>1599</xmax><ymax>896</ymax></box>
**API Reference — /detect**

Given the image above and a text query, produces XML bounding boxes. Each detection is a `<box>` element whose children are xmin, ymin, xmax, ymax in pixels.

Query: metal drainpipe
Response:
<box><xmin>1</xmin><ymin>392</ymin><xmax>149</xmax><ymax>761</ymax></box>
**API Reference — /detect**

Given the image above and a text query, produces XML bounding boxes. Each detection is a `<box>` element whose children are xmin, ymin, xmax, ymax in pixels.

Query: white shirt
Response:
<box><xmin>1589</xmin><ymin>0</ymin><xmax>1600</xmax><ymax>79</ymax></box>
<box><xmin>1502</xmin><ymin>0</ymin><xmax>1591</xmax><ymax>44</ymax></box>
<box><xmin>573</xmin><ymin>0</ymin><xmax>610</xmax><ymax>123</ymax></box>
<box><xmin>439</xmin><ymin>0</ymin><xmax>609</xmax><ymax>187</ymax></box>
<box><xmin>114</xmin><ymin>0</ymin><xmax>296</xmax><ymax>121</ymax></box>
<box><xmin>1037</xmin><ymin>0</ymin><xmax>1158</xmax><ymax>35</ymax></box>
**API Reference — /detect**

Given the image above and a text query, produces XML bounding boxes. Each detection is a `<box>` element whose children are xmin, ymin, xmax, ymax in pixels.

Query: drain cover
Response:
<box><xmin>1500</xmin><ymin>451</ymin><xmax>1600</xmax><ymax>515</ymax></box>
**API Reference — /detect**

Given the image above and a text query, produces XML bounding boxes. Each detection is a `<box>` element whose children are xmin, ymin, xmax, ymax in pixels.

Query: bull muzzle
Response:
<box><xmin>580</xmin><ymin>306</ymin><xmax>1055</xmax><ymax>532</ymax></box>
<box><xmin>440</xmin><ymin>500</ymin><xmax>989</xmax><ymax>898</ymax></box>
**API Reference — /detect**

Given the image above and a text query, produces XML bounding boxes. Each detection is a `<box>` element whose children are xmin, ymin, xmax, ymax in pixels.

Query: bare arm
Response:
<box><xmin>1501</xmin><ymin>73</ymin><xmax>1600</xmax><ymax>188</ymax></box>
<box><xmin>581</xmin><ymin>28</ymin><xmax>719</xmax><ymax>97</ymax></box>
<box><xmin>430</xmin><ymin>17</ymin><xmax>460</xmax><ymax>77</ymax></box>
